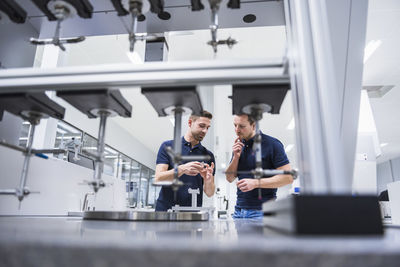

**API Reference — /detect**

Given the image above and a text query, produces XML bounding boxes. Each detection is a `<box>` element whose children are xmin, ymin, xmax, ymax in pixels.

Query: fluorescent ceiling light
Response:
<box><xmin>364</xmin><ymin>40</ymin><xmax>382</xmax><ymax>63</ymax></box>
<box><xmin>82</xmin><ymin>146</ymin><xmax>97</xmax><ymax>150</ymax></box>
<box><xmin>126</xmin><ymin>51</ymin><xmax>143</xmax><ymax>64</ymax></box>
<box><xmin>56</xmin><ymin>129</ymin><xmax>67</xmax><ymax>134</ymax></box>
<box><xmin>380</xmin><ymin>143</ymin><xmax>388</xmax><ymax>147</ymax></box>
<box><xmin>287</xmin><ymin>118</ymin><xmax>295</xmax><ymax>130</ymax></box>
<box><xmin>105</xmin><ymin>155</ymin><xmax>118</xmax><ymax>159</ymax></box>
<box><xmin>285</xmin><ymin>144</ymin><xmax>294</xmax><ymax>153</ymax></box>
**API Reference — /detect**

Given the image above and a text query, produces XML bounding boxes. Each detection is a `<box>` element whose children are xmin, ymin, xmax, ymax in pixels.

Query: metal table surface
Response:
<box><xmin>0</xmin><ymin>216</ymin><xmax>400</xmax><ymax>267</ymax></box>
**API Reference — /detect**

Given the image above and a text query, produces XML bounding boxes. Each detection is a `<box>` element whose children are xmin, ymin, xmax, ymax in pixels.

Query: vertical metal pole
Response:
<box><xmin>93</xmin><ymin>111</ymin><xmax>108</xmax><ymax>192</ymax></box>
<box><xmin>254</xmin><ymin>119</ymin><xmax>262</xmax><ymax>200</ymax></box>
<box><xmin>173</xmin><ymin>107</ymin><xmax>183</xmax><ymax>155</ymax></box>
<box><xmin>16</xmin><ymin>123</ymin><xmax>36</xmax><ymax>201</ymax></box>
<box><xmin>129</xmin><ymin>12</ymin><xmax>138</xmax><ymax>52</ymax></box>
<box><xmin>173</xmin><ymin>107</ymin><xmax>183</xmax><ymax>202</ymax></box>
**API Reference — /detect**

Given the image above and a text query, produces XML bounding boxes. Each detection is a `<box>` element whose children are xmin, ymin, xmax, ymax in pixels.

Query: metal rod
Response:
<box><xmin>92</xmin><ymin>111</ymin><xmax>109</xmax><ymax>192</ymax></box>
<box><xmin>254</xmin><ymin>120</ymin><xmax>263</xmax><ymax>200</ymax></box>
<box><xmin>180</xmin><ymin>155</ymin><xmax>211</xmax><ymax>161</ymax></box>
<box><xmin>0</xmin><ymin>140</ymin><xmax>26</xmax><ymax>153</ymax></box>
<box><xmin>0</xmin><ymin>189</ymin><xmax>17</xmax><ymax>195</ymax></box>
<box><xmin>16</xmin><ymin>124</ymin><xmax>36</xmax><ymax>201</ymax></box>
<box><xmin>173</xmin><ymin>107</ymin><xmax>183</xmax><ymax>156</ymax></box>
<box><xmin>129</xmin><ymin>12</ymin><xmax>138</xmax><ymax>52</ymax></box>
<box><xmin>210</xmin><ymin>7</ymin><xmax>218</xmax><ymax>44</ymax></box>
<box><xmin>31</xmin><ymin>148</ymin><xmax>66</xmax><ymax>154</ymax></box>
<box><xmin>172</xmin><ymin>107</ymin><xmax>183</xmax><ymax>203</ymax></box>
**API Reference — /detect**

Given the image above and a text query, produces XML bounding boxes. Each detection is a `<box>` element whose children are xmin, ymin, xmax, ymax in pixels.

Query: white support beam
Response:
<box><xmin>285</xmin><ymin>0</ymin><xmax>369</xmax><ymax>194</ymax></box>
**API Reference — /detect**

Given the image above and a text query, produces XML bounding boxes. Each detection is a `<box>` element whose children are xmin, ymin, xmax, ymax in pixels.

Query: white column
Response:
<box><xmin>284</xmin><ymin>0</ymin><xmax>369</xmax><ymax>194</ymax></box>
<box><xmin>32</xmin><ymin>46</ymin><xmax>60</xmax><ymax>149</ymax></box>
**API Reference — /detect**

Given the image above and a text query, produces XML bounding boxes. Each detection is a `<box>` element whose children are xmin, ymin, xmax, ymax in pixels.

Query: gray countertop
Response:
<box><xmin>1</xmin><ymin>216</ymin><xmax>400</xmax><ymax>267</ymax></box>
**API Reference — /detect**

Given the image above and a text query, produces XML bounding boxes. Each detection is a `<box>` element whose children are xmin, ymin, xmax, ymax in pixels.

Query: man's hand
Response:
<box><xmin>237</xmin><ymin>178</ymin><xmax>258</xmax><ymax>192</ymax></box>
<box><xmin>232</xmin><ymin>137</ymin><xmax>244</xmax><ymax>159</ymax></box>
<box><xmin>200</xmin><ymin>162</ymin><xmax>214</xmax><ymax>182</ymax></box>
<box><xmin>179</xmin><ymin>161</ymin><xmax>204</xmax><ymax>176</ymax></box>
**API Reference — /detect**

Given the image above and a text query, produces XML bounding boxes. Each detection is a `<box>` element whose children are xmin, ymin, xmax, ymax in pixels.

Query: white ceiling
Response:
<box><xmin>363</xmin><ymin>0</ymin><xmax>400</xmax><ymax>163</ymax></box>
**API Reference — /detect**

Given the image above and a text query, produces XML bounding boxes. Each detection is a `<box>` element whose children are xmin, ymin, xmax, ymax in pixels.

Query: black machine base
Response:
<box><xmin>262</xmin><ymin>194</ymin><xmax>383</xmax><ymax>235</ymax></box>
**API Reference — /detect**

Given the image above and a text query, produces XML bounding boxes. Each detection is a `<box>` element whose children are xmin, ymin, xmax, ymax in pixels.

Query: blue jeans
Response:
<box><xmin>232</xmin><ymin>207</ymin><xmax>263</xmax><ymax>219</ymax></box>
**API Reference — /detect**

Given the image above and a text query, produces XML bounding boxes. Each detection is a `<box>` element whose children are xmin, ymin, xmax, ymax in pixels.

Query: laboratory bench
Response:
<box><xmin>0</xmin><ymin>216</ymin><xmax>400</xmax><ymax>267</ymax></box>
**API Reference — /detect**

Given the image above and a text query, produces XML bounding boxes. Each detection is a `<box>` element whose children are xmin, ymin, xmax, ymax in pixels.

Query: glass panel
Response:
<box><xmin>147</xmin><ymin>170</ymin><xmax>158</xmax><ymax>208</ymax></box>
<box><xmin>119</xmin><ymin>155</ymin><xmax>131</xmax><ymax>181</ymax></box>
<box><xmin>103</xmin><ymin>145</ymin><xmax>118</xmax><ymax>177</ymax></box>
<box><xmin>81</xmin><ymin>134</ymin><xmax>98</xmax><ymax>158</ymax></box>
<box><xmin>127</xmin><ymin>160</ymin><xmax>141</xmax><ymax>208</ymax></box>
<box><xmin>54</xmin><ymin>120</ymin><xmax>82</xmax><ymax>159</ymax></box>
<box><xmin>139</xmin><ymin>166</ymin><xmax>150</xmax><ymax>207</ymax></box>
<box><xmin>18</xmin><ymin>121</ymin><xmax>31</xmax><ymax>147</ymax></box>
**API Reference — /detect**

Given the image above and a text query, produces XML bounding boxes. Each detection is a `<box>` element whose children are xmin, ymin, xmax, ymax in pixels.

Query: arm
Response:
<box><xmin>236</xmin><ymin>164</ymin><xmax>294</xmax><ymax>192</ymax></box>
<box><xmin>154</xmin><ymin>162</ymin><xmax>204</xmax><ymax>182</ymax></box>
<box><xmin>202</xmin><ymin>162</ymin><xmax>215</xmax><ymax>197</ymax></box>
<box><xmin>225</xmin><ymin>138</ymin><xmax>244</xmax><ymax>183</ymax></box>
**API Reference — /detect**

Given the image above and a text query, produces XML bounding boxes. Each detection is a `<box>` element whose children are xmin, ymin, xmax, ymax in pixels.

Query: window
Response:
<box><xmin>18</xmin><ymin>121</ymin><xmax>31</xmax><ymax>147</ymax></box>
<box><xmin>81</xmin><ymin>133</ymin><xmax>98</xmax><ymax>158</ymax></box>
<box><xmin>54</xmin><ymin>121</ymin><xmax>82</xmax><ymax>150</ymax></box>
<box><xmin>103</xmin><ymin>145</ymin><xmax>119</xmax><ymax>177</ymax></box>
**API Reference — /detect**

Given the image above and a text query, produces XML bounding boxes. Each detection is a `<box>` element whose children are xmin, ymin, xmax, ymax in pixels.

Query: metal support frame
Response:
<box><xmin>207</xmin><ymin>0</ymin><xmax>237</xmax><ymax>53</ymax></box>
<box><xmin>0</xmin><ymin>60</ymin><xmax>288</xmax><ymax>93</ymax></box>
<box><xmin>30</xmin><ymin>1</ymin><xmax>85</xmax><ymax>51</ymax></box>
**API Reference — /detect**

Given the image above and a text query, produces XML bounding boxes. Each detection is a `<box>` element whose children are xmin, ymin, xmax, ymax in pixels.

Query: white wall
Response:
<box><xmin>0</xmin><ymin>146</ymin><xmax>126</xmax><ymax>215</ymax></box>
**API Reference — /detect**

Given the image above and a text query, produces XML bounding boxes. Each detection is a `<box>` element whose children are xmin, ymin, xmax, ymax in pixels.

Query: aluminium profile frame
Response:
<box><xmin>0</xmin><ymin>59</ymin><xmax>288</xmax><ymax>93</ymax></box>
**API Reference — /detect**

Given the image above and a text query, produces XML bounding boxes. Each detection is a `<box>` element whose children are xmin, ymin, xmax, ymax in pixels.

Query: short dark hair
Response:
<box><xmin>237</xmin><ymin>113</ymin><xmax>255</xmax><ymax>125</ymax></box>
<box><xmin>190</xmin><ymin>110</ymin><xmax>213</xmax><ymax>121</ymax></box>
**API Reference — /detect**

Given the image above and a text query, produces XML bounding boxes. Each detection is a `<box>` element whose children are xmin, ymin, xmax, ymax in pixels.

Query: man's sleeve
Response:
<box><xmin>272</xmin><ymin>140</ymin><xmax>290</xmax><ymax>169</ymax></box>
<box><xmin>156</xmin><ymin>142</ymin><xmax>171</xmax><ymax>165</ymax></box>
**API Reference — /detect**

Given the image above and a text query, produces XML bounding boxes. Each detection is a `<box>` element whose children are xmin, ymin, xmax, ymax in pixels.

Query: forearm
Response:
<box><xmin>155</xmin><ymin>167</ymin><xmax>184</xmax><ymax>182</ymax></box>
<box><xmin>225</xmin><ymin>157</ymin><xmax>239</xmax><ymax>182</ymax></box>
<box><xmin>257</xmin><ymin>174</ymin><xmax>294</xmax><ymax>189</ymax></box>
<box><xmin>203</xmin><ymin>177</ymin><xmax>215</xmax><ymax>197</ymax></box>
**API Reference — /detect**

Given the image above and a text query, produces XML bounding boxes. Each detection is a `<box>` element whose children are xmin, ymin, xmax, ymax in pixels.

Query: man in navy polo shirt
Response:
<box><xmin>225</xmin><ymin>114</ymin><xmax>293</xmax><ymax>219</ymax></box>
<box><xmin>155</xmin><ymin>111</ymin><xmax>216</xmax><ymax>211</ymax></box>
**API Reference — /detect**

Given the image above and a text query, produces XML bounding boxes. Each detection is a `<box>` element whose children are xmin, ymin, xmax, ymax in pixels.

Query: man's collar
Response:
<box><xmin>182</xmin><ymin>136</ymin><xmax>202</xmax><ymax>148</ymax></box>
<box><xmin>244</xmin><ymin>131</ymin><xmax>262</xmax><ymax>145</ymax></box>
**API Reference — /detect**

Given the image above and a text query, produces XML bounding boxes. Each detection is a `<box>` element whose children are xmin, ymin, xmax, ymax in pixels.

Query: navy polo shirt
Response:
<box><xmin>236</xmin><ymin>132</ymin><xmax>289</xmax><ymax>210</ymax></box>
<box><xmin>155</xmin><ymin>137</ymin><xmax>216</xmax><ymax>211</ymax></box>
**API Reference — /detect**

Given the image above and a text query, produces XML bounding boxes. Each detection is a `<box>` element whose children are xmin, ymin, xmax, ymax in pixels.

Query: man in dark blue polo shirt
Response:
<box><xmin>155</xmin><ymin>111</ymin><xmax>216</xmax><ymax>211</ymax></box>
<box><xmin>225</xmin><ymin>114</ymin><xmax>293</xmax><ymax>219</ymax></box>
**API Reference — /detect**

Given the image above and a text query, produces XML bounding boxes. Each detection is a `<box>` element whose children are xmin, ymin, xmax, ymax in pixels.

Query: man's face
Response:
<box><xmin>189</xmin><ymin>117</ymin><xmax>211</xmax><ymax>142</ymax></box>
<box><xmin>233</xmin><ymin>115</ymin><xmax>255</xmax><ymax>140</ymax></box>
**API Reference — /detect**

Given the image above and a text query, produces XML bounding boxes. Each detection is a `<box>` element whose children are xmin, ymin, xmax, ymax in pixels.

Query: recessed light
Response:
<box><xmin>158</xmin><ymin>11</ymin><xmax>171</xmax><ymax>20</ymax></box>
<box><xmin>243</xmin><ymin>14</ymin><xmax>256</xmax><ymax>23</ymax></box>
